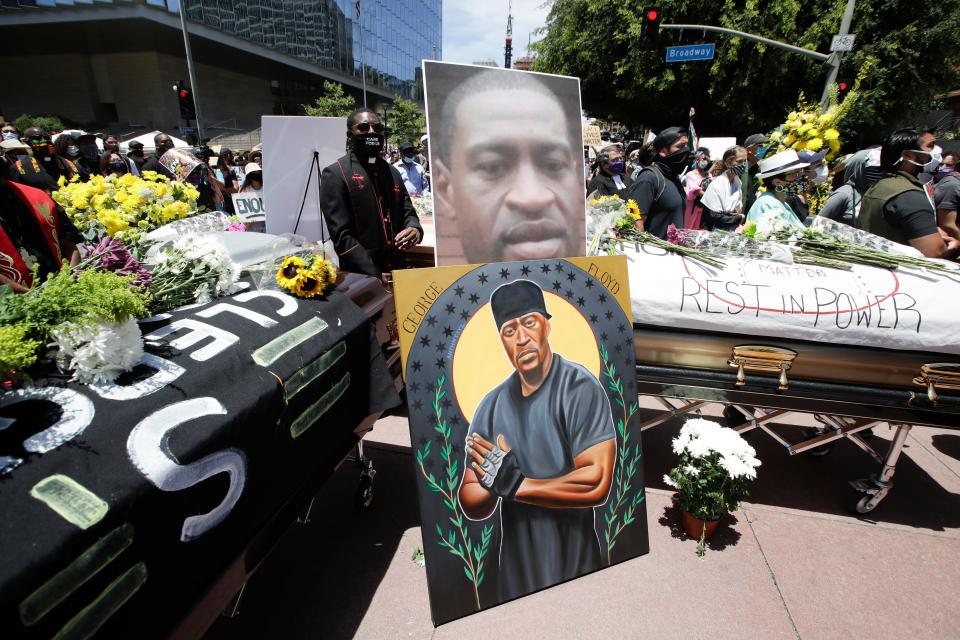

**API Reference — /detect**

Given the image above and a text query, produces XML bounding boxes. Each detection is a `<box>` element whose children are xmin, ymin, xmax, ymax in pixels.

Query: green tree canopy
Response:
<box><xmin>13</xmin><ymin>114</ymin><xmax>66</xmax><ymax>134</ymax></box>
<box><xmin>387</xmin><ymin>97</ymin><xmax>425</xmax><ymax>147</ymax></box>
<box><xmin>533</xmin><ymin>0</ymin><xmax>960</xmax><ymax>144</ymax></box>
<box><xmin>302</xmin><ymin>81</ymin><xmax>357</xmax><ymax>118</ymax></box>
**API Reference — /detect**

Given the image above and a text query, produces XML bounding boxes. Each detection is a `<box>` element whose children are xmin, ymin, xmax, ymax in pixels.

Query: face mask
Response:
<box><xmin>729</xmin><ymin>163</ymin><xmax>746</xmax><ymax>177</ymax></box>
<box><xmin>187</xmin><ymin>174</ymin><xmax>203</xmax><ymax>186</ymax></box>
<box><xmin>756</xmin><ymin>147</ymin><xmax>768</xmax><ymax>159</ymax></box>
<box><xmin>110</xmin><ymin>162</ymin><xmax>126</xmax><ymax>172</ymax></box>
<box><xmin>66</xmin><ymin>145</ymin><xmax>80</xmax><ymax>157</ymax></box>
<box><xmin>157</xmin><ymin>143</ymin><xmax>174</xmax><ymax>155</ymax></box>
<box><xmin>774</xmin><ymin>178</ymin><xmax>804</xmax><ymax>195</ymax></box>
<box><xmin>660</xmin><ymin>148</ymin><xmax>690</xmax><ymax>174</ymax></box>
<box><xmin>31</xmin><ymin>142</ymin><xmax>51</xmax><ymax>158</ymax></box>
<box><xmin>352</xmin><ymin>133</ymin><xmax>384</xmax><ymax>158</ymax></box>
<box><xmin>811</xmin><ymin>164</ymin><xmax>829</xmax><ymax>185</ymax></box>
<box><xmin>607</xmin><ymin>159</ymin><xmax>625</xmax><ymax>175</ymax></box>
<box><xmin>402</xmin><ymin>155</ymin><xmax>414</xmax><ymax>164</ymax></box>
<box><xmin>696</xmin><ymin>160</ymin><xmax>709</xmax><ymax>170</ymax></box>
<box><xmin>2</xmin><ymin>132</ymin><xmax>17</xmax><ymax>141</ymax></box>
<box><xmin>900</xmin><ymin>147</ymin><xmax>942</xmax><ymax>173</ymax></box>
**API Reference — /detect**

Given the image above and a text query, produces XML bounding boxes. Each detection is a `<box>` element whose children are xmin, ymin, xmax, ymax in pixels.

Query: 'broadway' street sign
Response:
<box><xmin>665</xmin><ymin>43</ymin><xmax>716</xmax><ymax>63</ymax></box>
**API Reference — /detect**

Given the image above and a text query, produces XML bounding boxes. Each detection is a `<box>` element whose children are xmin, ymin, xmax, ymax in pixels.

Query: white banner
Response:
<box><xmin>230</xmin><ymin>192</ymin><xmax>265</xmax><ymax>222</ymax></box>
<box><xmin>625</xmin><ymin>245</ymin><xmax>960</xmax><ymax>355</ymax></box>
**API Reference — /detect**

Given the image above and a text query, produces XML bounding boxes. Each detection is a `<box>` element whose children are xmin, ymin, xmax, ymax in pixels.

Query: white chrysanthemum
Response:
<box><xmin>52</xmin><ymin>316</ymin><xmax>144</xmax><ymax>384</ymax></box>
<box><xmin>671</xmin><ymin>417</ymin><xmax>760</xmax><ymax>479</ymax></box>
<box><xmin>663</xmin><ymin>474</ymin><xmax>678</xmax><ymax>488</ymax></box>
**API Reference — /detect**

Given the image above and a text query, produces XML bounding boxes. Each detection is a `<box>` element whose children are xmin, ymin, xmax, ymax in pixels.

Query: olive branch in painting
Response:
<box><xmin>600</xmin><ymin>344</ymin><xmax>645</xmax><ymax>565</ymax></box>
<box><xmin>415</xmin><ymin>374</ymin><xmax>493</xmax><ymax>611</ymax></box>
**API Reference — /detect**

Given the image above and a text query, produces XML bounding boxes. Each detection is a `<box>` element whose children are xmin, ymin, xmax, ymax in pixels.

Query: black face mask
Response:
<box><xmin>157</xmin><ymin>143</ymin><xmax>174</xmax><ymax>156</ymax></box>
<box><xmin>352</xmin><ymin>133</ymin><xmax>384</xmax><ymax>158</ymax></box>
<box><xmin>659</xmin><ymin>148</ymin><xmax>690</xmax><ymax>175</ymax></box>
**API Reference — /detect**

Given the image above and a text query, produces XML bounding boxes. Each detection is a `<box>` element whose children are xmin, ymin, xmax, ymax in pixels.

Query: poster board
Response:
<box><xmin>261</xmin><ymin>116</ymin><xmax>343</xmax><ymax>243</ymax></box>
<box><xmin>423</xmin><ymin>61</ymin><xmax>587</xmax><ymax>266</ymax></box>
<box><xmin>393</xmin><ymin>255</ymin><xmax>648</xmax><ymax>624</ymax></box>
<box><xmin>583</xmin><ymin>125</ymin><xmax>602</xmax><ymax>147</ymax></box>
<box><xmin>230</xmin><ymin>192</ymin><xmax>265</xmax><ymax>221</ymax></box>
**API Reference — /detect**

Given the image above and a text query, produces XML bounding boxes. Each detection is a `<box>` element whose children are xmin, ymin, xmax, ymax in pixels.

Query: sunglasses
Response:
<box><xmin>353</xmin><ymin>122</ymin><xmax>384</xmax><ymax>134</ymax></box>
<box><xmin>28</xmin><ymin>138</ymin><xmax>50</xmax><ymax>145</ymax></box>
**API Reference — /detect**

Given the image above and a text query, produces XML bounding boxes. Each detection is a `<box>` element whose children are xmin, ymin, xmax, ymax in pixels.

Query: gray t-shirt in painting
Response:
<box><xmin>467</xmin><ymin>354</ymin><xmax>615</xmax><ymax>600</ymax></box>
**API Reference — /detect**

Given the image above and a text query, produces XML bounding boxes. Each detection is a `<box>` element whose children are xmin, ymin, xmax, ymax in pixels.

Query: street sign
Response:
<box><xmin>178</xmin><ymin>126</ymin><xmax>198</xmax><ymax>134</ymax></box>
<box><xmin>830</xmin><ymin>34</ymin><xmax>856</xmax><ymax>52</ymax></box>
<box><xmin>665</xmin><ymin>43</ymin><xmax>715</xmax><ymax>63</ymax></box>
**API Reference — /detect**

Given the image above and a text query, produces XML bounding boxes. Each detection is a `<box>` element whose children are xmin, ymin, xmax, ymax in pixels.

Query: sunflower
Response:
<box><xmin>626</xmin><ymin>199</ymin><xmax>642</xmax><ymax>220</ymax></box>
<box><xmin>292</xmin><ymin>270</ymin><xmax>325</xmax><ymax>298</ymax></box>
<box><xmin>276</xmin><ymin>256</ymin><xmax>306</xmax><ymax>290</ymax></box>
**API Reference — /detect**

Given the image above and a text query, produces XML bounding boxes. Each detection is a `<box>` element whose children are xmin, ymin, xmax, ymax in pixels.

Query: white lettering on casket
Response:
<box><xmin>196</xmin><ymin>304</ymin><xmax>278</xmax><ymax>328</ymax></box>
<box><xmin>0</xmin><ymin>387</ymin><xmax>95</xmax><ymax>456</ymax></box>
<box><xmin>145</xmin><ymin>319</ymin><xmax>239</xmax><ymax>362</ymax></box>
<box><xmin>86</xmin><ymin>353</ymin><xmax>186</xmax><ymax>401</ymax></box>
<box><xmin>126</xmin><ymin>397</ymin><xmax>246</xmax><ymax>542</ymax></box>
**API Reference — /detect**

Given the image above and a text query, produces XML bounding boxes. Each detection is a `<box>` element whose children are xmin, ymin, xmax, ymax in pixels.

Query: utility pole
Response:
<box><xmin>820</xmin><ymin>0</ymin><xmax>857</xmax><ymax>110</ymax></box>
<box><xmin>504</xmin><ymin>1</ymin><xmax>513</xmax><ymax>69</ymax></box>
<box><xmin>178</xmin><ymin>0</ymin><xmax>204</xmax><ymax>142</ymax></box>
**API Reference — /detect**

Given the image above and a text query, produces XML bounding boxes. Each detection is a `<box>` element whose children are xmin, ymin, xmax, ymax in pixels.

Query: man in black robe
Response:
<box><xmin>459</xmin><ymin>280</ymin><xmax>616</xmax><ymax>601</ymax></box>
<box><xmin>319</xmin><ymin>109</ymin><xmax>423</xmax><ymax>277</ymax></box>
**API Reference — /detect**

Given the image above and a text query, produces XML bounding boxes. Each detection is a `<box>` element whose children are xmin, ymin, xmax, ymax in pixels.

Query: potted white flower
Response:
<box><xmin>664</xmin><ymin>418</ymin><xmax>761</xmax><ymax>541</ymax></box>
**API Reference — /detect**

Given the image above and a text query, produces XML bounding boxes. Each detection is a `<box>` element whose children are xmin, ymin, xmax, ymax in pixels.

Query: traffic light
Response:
<box><xmin>172</xmin><ymin>82</ymin><xmax>196</xmax><ymax>121</ymax></box>
<box><xmin>640</xmin><ymin>7</ymin><xmax>661</xmax><ymax>50</ymax></box>
<box><xmin>836</xmin><ymin>77</ymin><xmax>852</xmax><ymax>98</ymax></box>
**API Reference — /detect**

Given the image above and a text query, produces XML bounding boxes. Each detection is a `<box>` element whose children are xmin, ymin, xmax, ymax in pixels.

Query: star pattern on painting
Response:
<box><xmin>566</xmin><ymin>272</ymin><xmax>576</xmax><ymax>283</ymax></box>
<box><xmin>441</xmin><ymin>397</ymin><xmax>452</xmax><ymax>410</ymax></box>
<box><xmin>576</xmin><ymin>296</ymin><xmax>586</xmax><ymax>307</ymax></box>
<box><xmin>552</xmin><ymin>281</ymin><xmax>562</xmax><ymax>292</ymax></box>
<box><xmin>435</xmin><ymin>358</ymin><xmax>445</xmax><ymax>369</ymax></box>
<box><xmin>499</xmin><ymin>268</ymin><xmax>510</xmax><ymax>279</ymax></box>
<box><xmin>419</xmin><ymin>336</ymin><xmax>431</xmax><ymax>348</ymax></box>
<box><xmin>520</xmin><ymin>266</ymin><xmax>531</xmax><ymax>276</ymax></box>
<box><xmin>555</xmin><ymin>262</ymin><xmax>564</xmax><ymax>273</ymax></box>
<box><xmin>477</xmin><ymin>272</ymin><xmax>489</xmax><ymax>284</ymax></box>
<box><xmin>410</xmin><ymin>381</ymin><xmax>420</xmax><ymax>392</ymax></box>
<box><xmin>411</xmin><ymin>360</ymin><xmax>422</xmax><ymax>372</ymax></box>
<box><xmin>598</xmin><ymin>293</ymin><xmax>607</xmax><ymax>304</ymax></box>
<box><xmin>413</xmin><ymin>399</ymin><xmax>423</xmax><ymax>411</ymax></box>
<box><xmin>605</xmin><ymin>310</ymin><xmax>614</xmax><ymax>320</ymax></box>
<box><xmin>426</xmin><ymin>316</ymin><xmax>437</xmax><ymax>327</ymax></box>
<box><xmin>443</xmin><ymin>326</ymin><xmax>454</xmax><ymax>338</ymax></box>
<box><xmin>445</xmin><ymin>303</ymin><xmax>456</xmax><ymax>314</ymax></box>
<box><xmin>435</xmin><ymin>341</ymin><xmax>446</xmax><ymax>353</ymax></box>
<box><xmin>590</xmin><ymin>314</ymin><xmax>599</xmax><ymax>323</ymax></box>
<box><xmin>584</xmin><ymin>279</ymin><xmax>594</xmax><ymax>289</ymax></box>
<box><xmin>459</xmin><ymin>310</ymin><xmax>469</xmax><ymax>321</ymax></box>
<box><xmin>565</xmin><ymin>289</ymin><xmax>574</xmax><ymax>298</ymax></box>
<box><xmin>468</xmin><ymin>293</ymin><xmax>479</xmax><ymax>304</ymax></box>
<box><xmin>454</xmin><ymin>285</ymin><xmax>465</xmax><ymax>298</ymax></box>
<box><xmin>540</xmin><ymin>264</ymin><xmax>551</xmax><ymax>274</ymax></box>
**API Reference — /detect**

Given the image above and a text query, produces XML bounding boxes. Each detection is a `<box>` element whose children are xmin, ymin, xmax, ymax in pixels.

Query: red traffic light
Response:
<box><xmin>179</xmin><ymin>90</ymin><xmax>188</xmax><ymax>98</ymax></box>
<box><xmin>646</xmin><ymin>9</ymin><xmax>658</xmax><ymax>20</ymax></box>
<box><xmin>838</xmin><ymin>82</ymin><xmax>848</xmax><ymax>91</ymax></box>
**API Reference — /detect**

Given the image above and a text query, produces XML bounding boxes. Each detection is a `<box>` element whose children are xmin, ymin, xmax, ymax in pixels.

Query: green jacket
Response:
<box><xmin>856</xmin><ymin>170</ymin><xmax>925</xmax><ymax>245</ymax></box>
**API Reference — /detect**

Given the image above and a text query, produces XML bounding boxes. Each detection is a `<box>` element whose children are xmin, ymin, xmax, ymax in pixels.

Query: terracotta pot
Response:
<box><xmin>681</xmin><ymin>510</ymin><xmax>720</xmax><ymax>540</ymax></box>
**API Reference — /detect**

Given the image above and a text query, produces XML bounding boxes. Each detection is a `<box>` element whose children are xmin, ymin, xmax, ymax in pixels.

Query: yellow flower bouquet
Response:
<box><xmin>276</xmin><ymin>255</ymin><xmax>338</xmax><ymax>299</ymax></box>
<box><xmin>52</xmin><ymin>171</ymin><xmax>201</xmax><ymax>243</ymax></box>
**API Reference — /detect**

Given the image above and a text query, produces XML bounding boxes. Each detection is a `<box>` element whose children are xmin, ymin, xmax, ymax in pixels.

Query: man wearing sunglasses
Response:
<box><xmin>319</xmin><ymin>108</ymin><xmax>423</xmax><ymax>278</ymax></box>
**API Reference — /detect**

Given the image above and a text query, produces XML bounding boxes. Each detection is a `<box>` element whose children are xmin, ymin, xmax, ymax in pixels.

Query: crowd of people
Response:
<box><xmin>585</xmin><ymin>125</ymin><xmax>959</xmax><ymax>260</ymax></box>
<box><xmin>0</xmin><ymin>125</ymin><xmax>264</xmax><ymax>215</ymax></box>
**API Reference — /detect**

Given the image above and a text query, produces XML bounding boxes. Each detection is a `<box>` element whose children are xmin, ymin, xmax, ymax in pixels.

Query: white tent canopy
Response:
<box><xmin>52</xmin><ymin>129</ymin><xmax>104</xmax><ymax>151</ymax></box>
<box><xmin>120</xmin><ymin>131</ymin><xmax>191</xmax><ymax>153</ymax></box>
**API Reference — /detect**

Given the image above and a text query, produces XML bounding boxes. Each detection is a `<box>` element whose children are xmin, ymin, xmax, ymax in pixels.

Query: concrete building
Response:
<box><xmin>0</xmin><ymin>0</ymin><xmax>441</xmax><ymax>141</ymax></box>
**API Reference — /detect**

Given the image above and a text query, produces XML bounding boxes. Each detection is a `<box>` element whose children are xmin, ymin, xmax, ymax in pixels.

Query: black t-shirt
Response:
<box><xmin>468</xmin><ymin>354</ymin><xmax>615</xmax><ymax>600</ymax></box>
<box><xmin>623</xmin><ymin>166</ymin><xmax>684</xmax><ymax>239</ymax></box>
<box><xmin>141</xmin><ymin>155</ymin><xmax>175</xmax><ymax>180</ymax></box>
<box><xmin>0</xmin><ymin>185</ymin><xmax>82</xmax><ymax>281</ymax></box>
<box><xmin>884</xmin><ymin>190</ymin><xmax>939</xmax><ymax>240</ymax></box>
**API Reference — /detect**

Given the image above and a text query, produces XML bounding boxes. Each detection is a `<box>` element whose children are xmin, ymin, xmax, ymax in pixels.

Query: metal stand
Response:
<box><xmin>641</xmin><ymin>396</ymin><xmax>915</xmax><ymax>514</ymax></box>
<box><xmin>346</xmin><ymin>439</ymin><xmax>376</xmax><ymax>510</ymax></box>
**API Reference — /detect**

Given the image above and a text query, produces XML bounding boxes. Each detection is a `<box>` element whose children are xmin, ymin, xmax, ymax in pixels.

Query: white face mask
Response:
<box><xmin>900</xmin><ymin>146</ymin><xmax>942</xmax><ymax>173</ymax></box>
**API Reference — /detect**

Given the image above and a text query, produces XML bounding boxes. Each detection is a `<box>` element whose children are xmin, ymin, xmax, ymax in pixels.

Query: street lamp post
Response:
<box><xmin>178</xmin><ymin>1</ymin><xmax>204</xmax><ymax>142</ymax></box>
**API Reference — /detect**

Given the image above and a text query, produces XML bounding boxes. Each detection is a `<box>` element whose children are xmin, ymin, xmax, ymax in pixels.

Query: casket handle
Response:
<box><xmin>912</xmin><ymin>363</ymin><xmax>960</xmax><ymax>405</ymax></box>
<box><xmin>728</xmin><ymin>345</ymin><xmax>798</xmax><ymax>391</ymax></box>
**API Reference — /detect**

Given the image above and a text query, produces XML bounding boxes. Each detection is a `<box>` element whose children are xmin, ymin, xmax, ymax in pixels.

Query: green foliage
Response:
<box><xmin>13</xmin><ymin>114</ymin><xmax>66</xmax><ymax>134</ymax></box>
<box><xmin>0</xmin><ymin>323</ymin><xmax>40</xmax><ymax>381</ymax></box>
<box><xmin>533</xmin><ymin>0</ymin><xmax>960</xmax><ymax>141</ymax></box>
<box><xmin>388</xmin><ymin>97</ymin><xmax>425</xmax><ymax>147</ymax></box>
<box><xmin>415</xmin><ymin>375</ymin><xmax>490</xmax><ymax>610</ymax></box>
<box><xmin>302</xmin><ymin>81</ymin><xmax>356</xmax><ymax>118</ymax></box>
<box><xmin>0</xmin><ymin>266</ymin><xmax>149</xmax><ymax>380</ymax></box>
<box><xmin>599</xmin><ymin>344</ymin><xmax>645</xmax><ymax>564</ymax></box>
<box><xmin>667</xmin><ymin>450</ymin><xmax>752</xmax><ymax>521</ymax></box>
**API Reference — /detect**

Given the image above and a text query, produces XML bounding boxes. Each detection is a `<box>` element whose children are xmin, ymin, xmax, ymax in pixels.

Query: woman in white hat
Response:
<box><xmin>745</xmin><ymin>149</ymin><xmax>810</xmax><ymax>227</ymax></box>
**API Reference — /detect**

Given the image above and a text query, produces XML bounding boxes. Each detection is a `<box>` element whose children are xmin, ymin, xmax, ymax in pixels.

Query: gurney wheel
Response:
<box><xmin>804</xmin><ymin>428</ymin><xmax>834</xmax><ymax>457</ymax></box>
<box><xmin>355</xmin><ymin>475</ymin><xmax>374</xmax><ymax>510</ymax></box>
<box><xmin>848</xmin><ymin>492</ymin><xmax>876</xmax><ymax>514</ymax></box>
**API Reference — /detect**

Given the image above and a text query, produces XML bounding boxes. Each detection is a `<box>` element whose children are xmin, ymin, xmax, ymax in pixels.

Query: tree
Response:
<box><xmin>302</xmin><ymin>81</ymin><xmax>356</xmax><ymax>118</ymax></box>
<box><xmin>13</xmin><ymin>114</ymin><xmax>66</xmax><ymax>133</ymax></box>
<box><xmin>532</xmin><ymin>0</ymin><xmax>960</xmax><ymax>144</ymax></box>
<box><xmin>387</xmin><ymin>97</ymin><xmax>425</xmax><ymax>147</ymax></box>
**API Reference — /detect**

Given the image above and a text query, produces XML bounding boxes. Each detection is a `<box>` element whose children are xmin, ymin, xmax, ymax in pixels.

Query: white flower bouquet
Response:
<box><xmin>664</xmin><ymin>418</ymin><xmax>761</xmax><ymax>521</ymax></box>
<box><xmin>52</xmin><ymin>316</ymin><xmax>144</xmax><ymax>384</ymax></box>
<box><xmin>148</xmin><ymin>235</ymin><xmax>240</xmax><ymax>312</ymax></box>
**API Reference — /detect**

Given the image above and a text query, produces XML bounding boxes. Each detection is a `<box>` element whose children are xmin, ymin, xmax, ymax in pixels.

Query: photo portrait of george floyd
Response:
<box><xmin>392</xmin><ymin>256</ymin><xmax>648</xmax><ymax>625</ymax></box>
<box><xmin>424</xmin><ymin>61</ymin><xmax>587</xmax><ymax>266</ymax></box>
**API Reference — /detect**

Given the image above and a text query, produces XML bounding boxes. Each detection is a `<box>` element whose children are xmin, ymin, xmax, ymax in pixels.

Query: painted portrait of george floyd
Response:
<box><xmin>423</xmin><ymin>61</ymin><xmax>587</xmax><ymax>266</ymax></box>
<box><xmin>393</xmin><ymin>255</ymin><xmax>648</xmax><ymax>625</ymax></box>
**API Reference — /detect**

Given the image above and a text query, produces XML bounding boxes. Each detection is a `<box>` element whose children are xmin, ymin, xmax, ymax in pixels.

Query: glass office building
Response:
<box><xmin>0</xmin><ymin>0</ymin><xmax>441</xmax><ymax>99</ymax></box>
